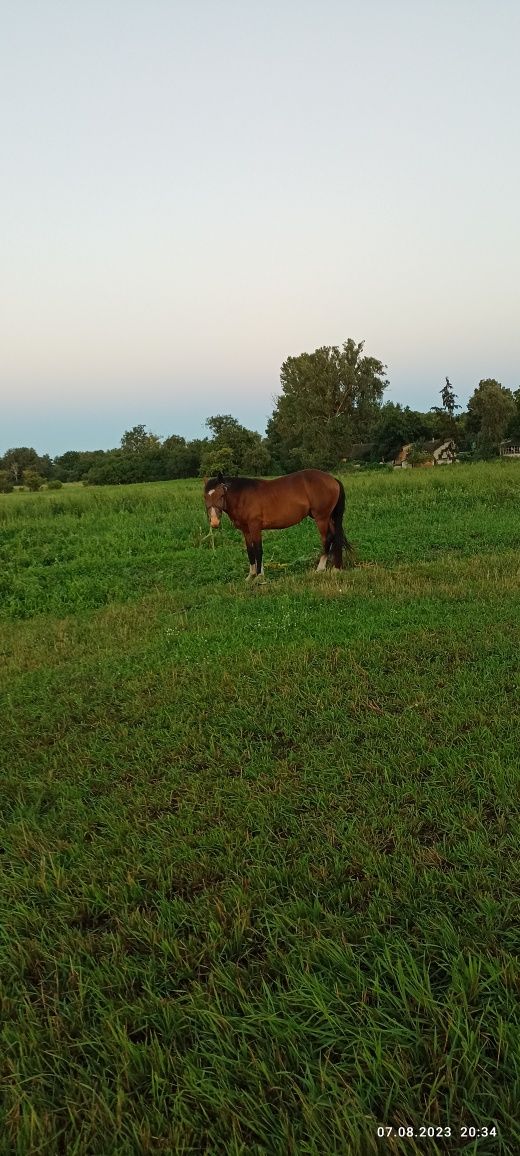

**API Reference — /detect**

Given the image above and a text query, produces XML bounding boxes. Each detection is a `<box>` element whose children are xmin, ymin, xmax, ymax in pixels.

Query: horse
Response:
<box><xmin>203</xmin><ymin>468</ymin><xmax>353</xmax><ymax>579</ymax></box>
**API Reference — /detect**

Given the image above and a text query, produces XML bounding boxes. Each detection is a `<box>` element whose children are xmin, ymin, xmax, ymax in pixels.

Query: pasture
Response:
<box><xmin>1</xmin><ymin>462</ymin><xmax>519</xmax><ymax>1154</ymax></box>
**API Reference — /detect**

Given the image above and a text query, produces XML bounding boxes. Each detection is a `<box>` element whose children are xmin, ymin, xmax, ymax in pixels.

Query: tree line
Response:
<box><xmin>1</xmin><ymin>338</ymin><xmax>519</xmax><ymax>491</ymax></box>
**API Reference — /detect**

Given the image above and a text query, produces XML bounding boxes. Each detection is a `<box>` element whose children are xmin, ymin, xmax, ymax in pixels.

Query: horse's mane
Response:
<box><xmin>205</xmin><ymin>475</ymin><xmax>259</xmax><ymax>493</ymax></box>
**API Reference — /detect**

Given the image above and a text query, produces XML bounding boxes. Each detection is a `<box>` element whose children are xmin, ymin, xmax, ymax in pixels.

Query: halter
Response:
<box><xmin>207</xmin><ymin>480</ymin><xmax>229</xmax><ymax>515</ymax></box>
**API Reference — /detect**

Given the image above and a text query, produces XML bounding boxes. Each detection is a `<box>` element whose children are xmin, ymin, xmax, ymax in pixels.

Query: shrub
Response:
<box><xmin>407</xmin><ymin>448</ymin><xmax>432</xmax><ymax>468</ymax></box>
<box><xmin>47</xmin><ymin>479</ymin><xmax>63</xmax><ymax>490</ymax></box>
<box><xmin>23</xmin><ymin>470</ymin><xmax>45</xmax><ymax>491</ymax></box>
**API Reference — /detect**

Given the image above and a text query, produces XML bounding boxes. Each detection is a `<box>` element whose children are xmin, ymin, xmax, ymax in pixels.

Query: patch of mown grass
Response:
<box><xmin>1</xmin><ymin>462</ymin><xmax>519</xmax><ymax>1153</ymax></box>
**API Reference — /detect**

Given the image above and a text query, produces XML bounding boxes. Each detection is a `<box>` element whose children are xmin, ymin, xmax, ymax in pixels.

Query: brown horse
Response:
<box><xmin>203</xmin><ymin>468</ymin><xmax>353</xmax><ymax>579</ymax></box>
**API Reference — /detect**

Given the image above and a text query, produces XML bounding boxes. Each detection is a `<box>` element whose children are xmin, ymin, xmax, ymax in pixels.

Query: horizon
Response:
<box><xmin>2</xmin><ymin>0</ymin><xmax>519</xmax><ymax>457</ymax></box>
<box><xmin>2</xmin><ymin>363</ymin><xmax>519</xmax><ymax>459</ymax></box>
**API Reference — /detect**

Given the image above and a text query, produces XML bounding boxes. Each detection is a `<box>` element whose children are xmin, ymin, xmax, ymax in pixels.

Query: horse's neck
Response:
<box><xmin>224</xmin><ymin>487</ymin><xmax>243</xmax><ymax>525</ymax></box>
<box><xmin>224</xmin><ymin>488</ymin><xmax>237</xmax><ymax>516</ymax></box>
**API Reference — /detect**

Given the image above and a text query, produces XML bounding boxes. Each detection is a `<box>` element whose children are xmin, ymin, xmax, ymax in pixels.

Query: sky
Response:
<box><xmin>1</xmin><ymin>0</ymin><xmax>519</xmax><ymax>456</ymax></box>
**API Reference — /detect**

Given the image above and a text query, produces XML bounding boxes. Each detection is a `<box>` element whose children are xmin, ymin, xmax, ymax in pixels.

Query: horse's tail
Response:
<box><xmin>330</xmin><ymin>479</ymin><xmax>355</xmax><ymax>569</ymax></box>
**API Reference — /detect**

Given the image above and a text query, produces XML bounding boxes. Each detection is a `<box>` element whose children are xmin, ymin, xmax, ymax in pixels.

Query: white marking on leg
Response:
<box><xmin>316</xmin><ymin>554</ymin><xmax>328</xmax><ymax>571</ymax></box>
<box><xmin>246</xmin><ymin>563</ymin><xmax>256</xmax><ymax>581</ymax></box>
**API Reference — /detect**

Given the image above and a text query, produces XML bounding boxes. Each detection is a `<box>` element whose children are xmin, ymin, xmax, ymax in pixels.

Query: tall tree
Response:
<box><xmin>267</xmin><ymin>339</ymin><xmax>388</xmax><ymax>470</ymax></box>
<box><xmin>430</xmin><ymin>377</ymin><xmax>460</xmax><ymax>440</ymax></box>
<box><xmin>466</xmin><ymin>379</ymin><xmax>516</xmax><ymax>455</ymax></box>
<box><xmin>440</xmin><ymin>377</ymin><xmax>459</xmax><ymax>416</ymax></box>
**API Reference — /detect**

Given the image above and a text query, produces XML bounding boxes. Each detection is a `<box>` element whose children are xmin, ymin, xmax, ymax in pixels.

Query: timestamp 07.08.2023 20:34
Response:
<box><xmin>376</xmin><ymin>1124</ymin><xmax>498</xmax><ymax>1141</ymax></box>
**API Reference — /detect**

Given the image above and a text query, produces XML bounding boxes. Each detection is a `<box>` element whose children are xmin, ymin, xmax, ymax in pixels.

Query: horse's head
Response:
<box><xmin>203</xmin><ymin>473</ymin><xmax>228</xmax><ymax>528</ymax></box>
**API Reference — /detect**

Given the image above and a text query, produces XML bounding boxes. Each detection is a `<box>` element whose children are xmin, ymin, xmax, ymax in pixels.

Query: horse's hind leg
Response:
<box><xmin>316</xmin><ymin>551</ymin><xmax>328</xmax><ymax>571</ymax></box>
<box><xmin>314</xmin><ymin>515</ymin><xmax>333</xmax><ymax>571</ymax></box>
<box><xmin>256</xmin><ymin>540</ymin><xmax>264</xmax><ymax>579</ymax></box>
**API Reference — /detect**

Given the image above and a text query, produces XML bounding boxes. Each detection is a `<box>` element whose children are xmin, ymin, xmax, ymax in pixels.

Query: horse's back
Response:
<box><xmin>268</xmin><ymin>468</ymin><xmax>336</xmax><ymax>490</ymax></box>
<box><xmin>278</xmin><ymin>469</ymin><xmax>339</xmax><ymax>503</ymax></box>
<box><xmin>249</xmin><ymin>469</ymin><xmax>339</xmax><ymax>529</ymax></box>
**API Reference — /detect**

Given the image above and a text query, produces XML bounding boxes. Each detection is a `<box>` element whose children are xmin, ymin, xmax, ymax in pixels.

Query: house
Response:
<box><xmin>500</xmin><ymin>440</ymin><xmax>520</xmax><ymax>458</ymax></box>
<box><xmin>421</xmin><ymin>439</ymin><xmax>457</xmax><ymax>465</ymax></box>
<box><xmin>392</xmin><ymin>443</ymin><xmax>413</xmax><ymax>468</ymax></box>
<box><xmin>392</xmin><ymin>439</ymin><xmax>456</xmax><ymax>468</ymax></box>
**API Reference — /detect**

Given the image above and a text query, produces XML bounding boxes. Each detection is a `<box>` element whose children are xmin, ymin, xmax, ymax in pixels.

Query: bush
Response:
<box><xmin>47</xmin><ymin>479</ymin><xmax>63</xmax><ymax>490</ymax></box>
<box><xmin>23</xmin><ymin>470</ymin><xmax>45</xmax><ymax>491</ymax></box>
<box><xmin>407</xmin><ymin>448</ymin><xmax>432</xmax><ymax>468</ymax></box>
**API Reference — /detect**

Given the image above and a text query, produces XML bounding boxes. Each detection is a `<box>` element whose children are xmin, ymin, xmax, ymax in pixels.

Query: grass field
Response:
<box><xmin>1</xmin><ymin>462</ymin><xmax>519</xmax><ymax>1155</ymax></box>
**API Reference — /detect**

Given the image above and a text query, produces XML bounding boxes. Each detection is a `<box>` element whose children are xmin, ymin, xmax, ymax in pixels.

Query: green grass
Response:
<box><xmin>1</xmin><ymin>462</ymin><xmax>519</xmax><ymax>1154</ymax></box>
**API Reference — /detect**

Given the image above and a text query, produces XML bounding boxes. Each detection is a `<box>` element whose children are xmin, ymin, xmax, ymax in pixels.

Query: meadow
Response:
<box><xmin>1</xmin><ymin>462</ymin><xmax>519</xmax><ymax>1155</ymax></box>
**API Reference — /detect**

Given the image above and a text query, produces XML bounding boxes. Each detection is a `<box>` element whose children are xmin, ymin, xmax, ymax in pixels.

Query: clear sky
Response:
<box><xmin>1</xmin><ymin>0</ymin><xmax>519</xmax><ymax>455</ymax></box>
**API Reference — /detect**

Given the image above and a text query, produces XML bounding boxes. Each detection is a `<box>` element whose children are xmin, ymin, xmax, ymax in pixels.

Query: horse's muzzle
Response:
<box><xmin>209</xmin><ymin>508</ymin><xmax>221</xmax><ymax>529</ymax></box>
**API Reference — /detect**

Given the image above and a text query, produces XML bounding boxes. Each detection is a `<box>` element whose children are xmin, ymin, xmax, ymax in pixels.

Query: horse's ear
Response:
<box><xmin>217</xmin><ymin>472</ymin><xmax>223</xmax><ymax>483</ymax></box>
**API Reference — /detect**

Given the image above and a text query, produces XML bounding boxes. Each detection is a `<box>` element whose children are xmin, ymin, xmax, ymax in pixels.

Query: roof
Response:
<box><xmin>421</xmin><ymin>439</ymin><xmax>456</xmax><ymax>452</ymax></box>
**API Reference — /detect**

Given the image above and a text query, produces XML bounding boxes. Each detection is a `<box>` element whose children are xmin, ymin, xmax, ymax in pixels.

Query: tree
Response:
<box><xmin>240</xmin><ymin>439</ymin><xmax>272</xmax><ymax>475</ymax></box>
<box><xmin>267</xmin><ymin>339</ymin><xmax>388</xmax><ymax>470</ymax></box>
<box><xmin>200</xmin><ymin>445</ymin><xmax>238</xmax><ymax>478</ymax></box>
<box><xmin>430</xmin><ymin>377</ymin><xmax>460</xmax><ymax>441</ymax></box>
<box><xmin>52</xmin><ymin>450</ymin><xmax>82</xmax><ymax>481</ymax></box>
<box><xmin>53</xmin><ymin>449</ymin><xmax>110</xmax><ymax>482</ymax></box>
<box><xmin>85</xmin><ymin>455</ymin><xmax>143</xmax><ymax>486</ymax></box>
<box><xmin>0</xmin><ymin>447</ymin><xmax>46</xmax><ymax>484</ymax></box>
<box><xmin>369</xmin><ymin>403</ymin><xmax>437</xmax><ymax>462</ymax></box>
<box><xmin>466</xmin><ymin>379</ymin><xmax>516</xmax><ymax>456</ymax></box>
<box><xmin>0</xmin><ymin>470</ymin><xmax>13</xmax><ymax>493</ymax></box>
<box><xmin>163</xmin><ymin>443</ymin><xmax>200</xmax><ymax>478</ymax></box>
<box><xmin>506</xmin><ymin>388</ymin><xmax>520</xmax><ymax>441</ymax></box>
<box><xmin>120</xmin><ymin>424</ymin><xmax>161</xmax><ymax>453</ymax></box>
<box><xmin>84</xmin><ymin>440</ymin><xmax>202</xmax><ymax>486</ymax></box>
<box><xmin>185</xmin><ymin>438</ymin><xmax>208</xmax><ymax>476</ymax></box>
<box><xmin>162</xmin><ymin>434</ymin><xmax>186</xmax><ymax>450</ymax></box>
<box><xmin>203</xmin><ymin>415</ymin><xmax>271</xmax><ymax>475</ymax></box>
<box><xmin>38</xmin><ymin>454</ymin><xmax>53</xmax><ymax>479</ymax></box>
<box><xmin>441</xmin><ymin>377</ymin><xmax>458</xmax><ymax>416</ymax></box>
<box><xmin>264</xmin><ymin>413</ymin><xmax>292</xmax><ymax>472</ymax></box>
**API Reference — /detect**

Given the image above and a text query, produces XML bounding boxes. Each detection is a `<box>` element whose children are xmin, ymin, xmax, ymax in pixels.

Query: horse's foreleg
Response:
<box><xmin>244</xmin><ymin>537</ymin><xmax>257</xmax><ymax>581</ymax></box>
<box><xmin>244</xmin><ymin>528</ymin><xmax>264</xmax><ymax>580</ymax></box>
